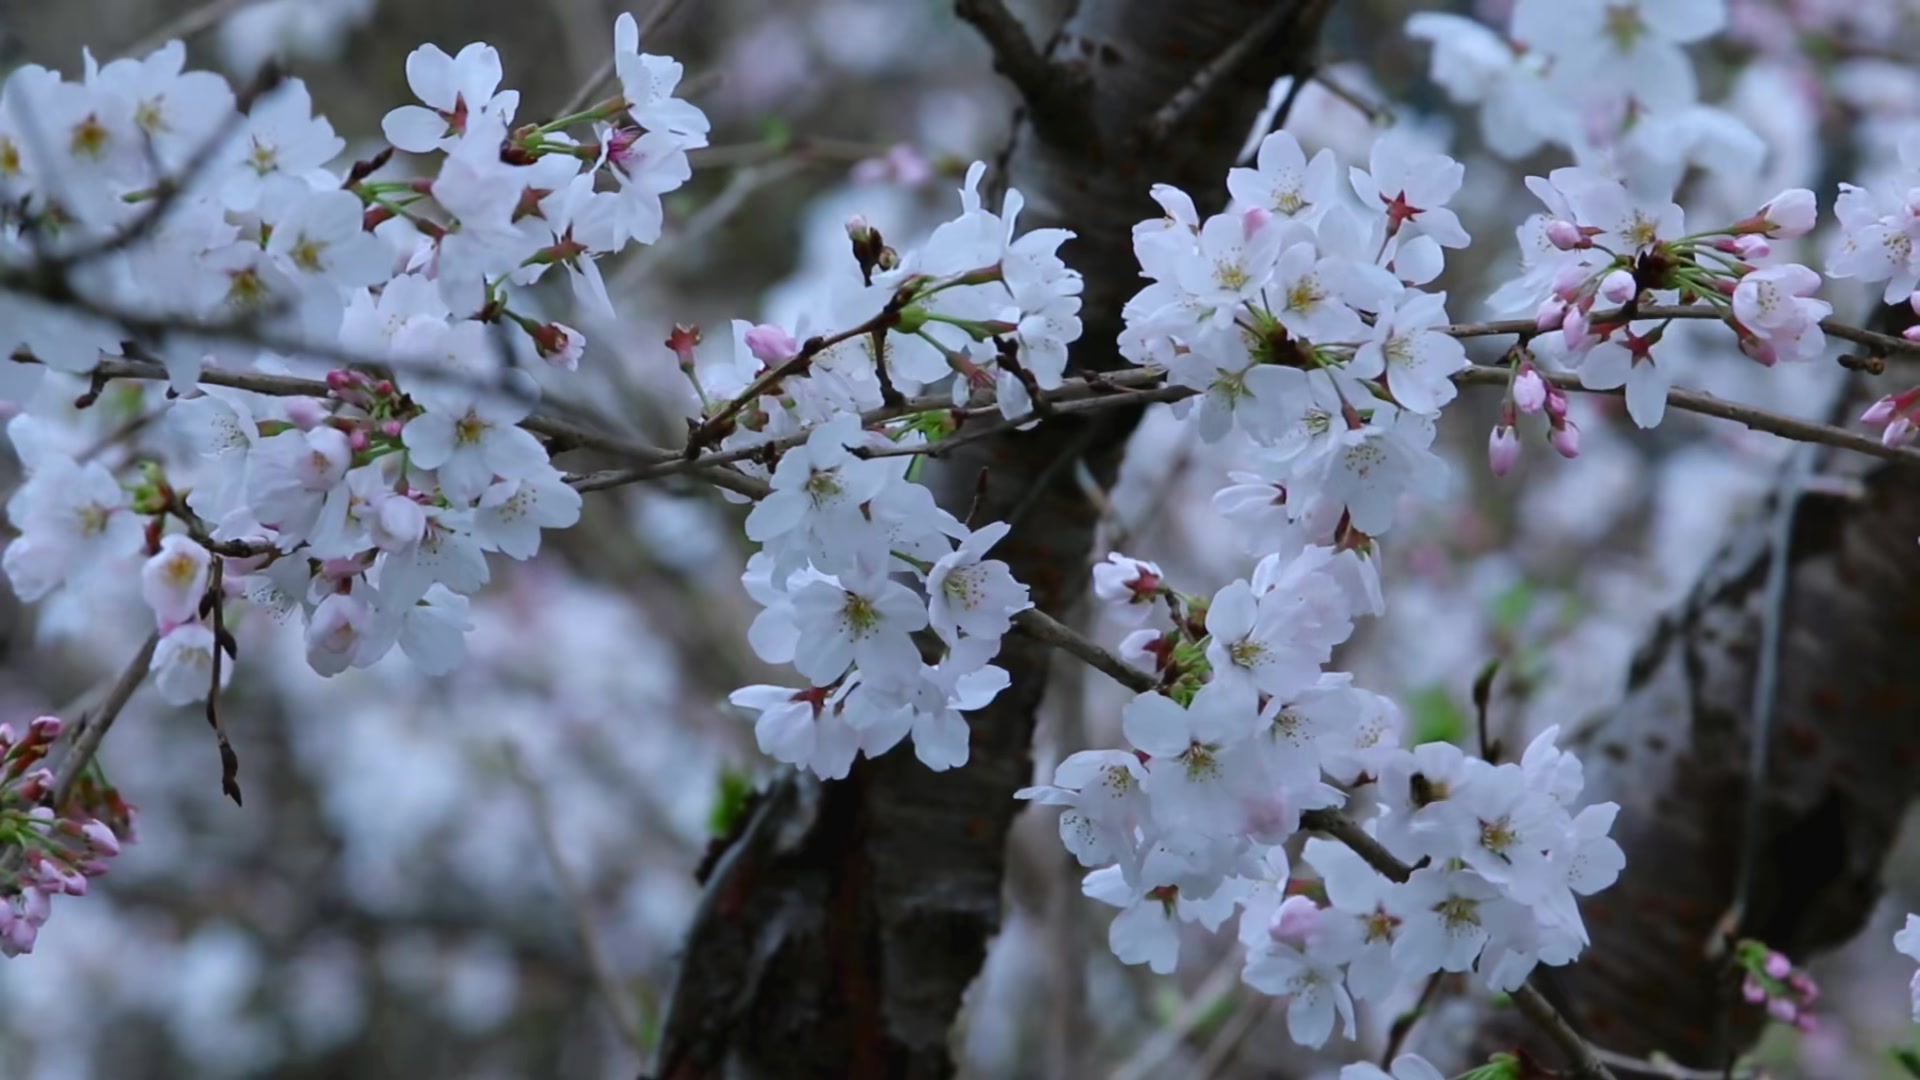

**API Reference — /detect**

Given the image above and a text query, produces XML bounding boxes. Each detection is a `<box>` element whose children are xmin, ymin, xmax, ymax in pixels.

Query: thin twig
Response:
<box><xmin>1311</xmin><ymin>67</ymin><xmax>1392</xmax><ymax>125</ymax></box>
<box><xmin>1013</xmin><ymin>609</ymin><xmax>1155</xmax><ymax>694</ymax></box>
<box><xmin>555</xmin><ymin>0</ymin><xmax>688</xmax><ymax>118</ymax></box>
<box><xmin>1589</xmin><ymin>1047</ymin><xmax>1756</xmax><ymax>1079</ymax></box>
<box><xmin>50</xmin><ymin>632</ymin><xmax>161</xmax><ymax>808</ymax></box>
<box><xmin>121</xmin><ymin>0</ymin><xmax>266</xmax><ymax>60</ymax></box>
<box><xmin>1108</xmin><ymin>951</ymin><xmax>1244</xmax><ymax>1080</ymax></box>
<box><xmin>502</xmin><ymin>743</ymin><xmax>650</xmax><ymax>1057</ymax></box>
<box><xmin>1451</xmin><ymin>365</ymin><xmax>1920</xmax><ymax>468</ymax></box>
<box><xmin>1382</xmin><ymin>972</ymin><xmax>1446</xmax><ymax>1064</ymax></box>
<box><xmin>1183</xmin><ymin>992</ymin><xmax>1265</xmax><ymax>1080</ymax></box>
<box><xmin>953</xmin><ymin>0</ymin><xmax>1085</xmax><ymax>133</ymax></box>
<box><xmin>1145</xmin><ymin>0</ymin><xmax>1328</xmax><ymax>143</ymax></box>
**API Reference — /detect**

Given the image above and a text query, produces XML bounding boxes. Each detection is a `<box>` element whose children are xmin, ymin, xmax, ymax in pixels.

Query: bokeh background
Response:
<box><xmin>1</xmin><ymin>0</ymin><xmax>1919</xmax><ymax>1076</ymax></box>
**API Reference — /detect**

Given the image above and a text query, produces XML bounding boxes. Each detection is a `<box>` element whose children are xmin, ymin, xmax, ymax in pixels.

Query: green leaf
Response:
<box><xmin>1488</xmin><ymin>580</ymin><xmax>1535</xmax><ymax>636</ymax></box>
<box><xmin>1407</xmin><ymin>685</ymin><xmax>1466</xmax><ymax>746</ymax></box>
<box><xmin>708</xmin><ymin>768</ymin><xmax>755</xmax><ymax>836</ymax></box>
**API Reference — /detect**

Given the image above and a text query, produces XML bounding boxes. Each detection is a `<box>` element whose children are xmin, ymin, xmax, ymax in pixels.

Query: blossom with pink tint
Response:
<box><xmin>1488</xmin><ymin>425</ymin><xmax>1520</xmax><ymax>476</ymax></box>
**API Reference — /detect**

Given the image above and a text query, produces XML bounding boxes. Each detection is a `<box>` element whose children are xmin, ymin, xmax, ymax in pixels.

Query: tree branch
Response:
<box><xmin>49</xmin><ymin>632</ymin><xmax>160</xmax><ymax>809</ymax></box>
<box><xmin>953</xmin><ymin>0</ymin><xmax>1088</xmax><ymax>137</ymax></box>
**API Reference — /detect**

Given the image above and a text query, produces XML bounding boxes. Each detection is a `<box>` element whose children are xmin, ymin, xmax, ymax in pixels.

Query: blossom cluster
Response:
<box><xmin>725</xmin><ymin>162</ymin><xmax>1086</xmax><ymax>777</ymax></box>
<box><xmin>1503</xmin><ymin>171</ymin><xmax>1823</xmax><ymax>431</ymax></box>
<box><xmin>1025</xmin><ymin>545</ymin><xmax>1623</xmax><ymax>1048</ymax></box>
<box><xmin>0</xmin><ymin>15</ymin><xmax>708</xmax><ymax>693</ymax></box>
<box><xmin>0</xmin><ymin>717</ymin><xmax>128</xmax><ymax>957</ymax></box>
<box><xmin>1120</xmin><ymin>129</ymin><xmax>1463</xmax><ymax>545</ymax></box>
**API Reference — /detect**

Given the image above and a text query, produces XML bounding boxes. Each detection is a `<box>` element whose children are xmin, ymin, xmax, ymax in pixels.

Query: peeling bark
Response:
<box><xmin>651</xmin><ymin>4</ymin><xmax>1334</xmax><ymax>1077</ymax></box>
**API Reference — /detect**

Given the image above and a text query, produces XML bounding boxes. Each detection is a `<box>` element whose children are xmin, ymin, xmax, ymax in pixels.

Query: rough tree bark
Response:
<box><xmin>651</xmin><ymin>3</ymin><xmax>1334</xmax><ymax>1078</ymax></box>
<box><xmin>1485</xmin><ymin>360</ymin><xmax>1920</xmax><ymax>1069</ymax></box>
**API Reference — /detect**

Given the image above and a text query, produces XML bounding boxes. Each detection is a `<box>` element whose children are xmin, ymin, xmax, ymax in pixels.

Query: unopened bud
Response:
<box><xmin>1242</xmin><ymin>206</ymin><xmax>1273</xmax><ymax>239</ymax></box>
<box><xmin>1545</xmin><ymin>219</ymin><xmax>1586</xmax><ymax>250</ymax></box>
<box><xmin>348</xmin><ymin>428</ymin><xmax>370</xmax><ymax>452</ymax></box>
<box><xmin>1488</xmin><ymin>424</ymin><xmax>1520</xmax><ymax>477</ymax></box>
<box><xmin>1513</xmin><ymin>367</ymin><xmax>1547</xmax><ymax>414</ymax></box>
<box><xmin>1534</xmin><ymin>297</ymin><xmax>1567</xmax><ymax>332</ymax></box>
<box><xmin>79</xmin><ymin>820</ymin><xmax>120</xmax><ymax>857</ymax></box>
<box><xmin>284</xmin><ymin>396</ymin><xmax>328</xmax><ymax>430</ymax></box>
<box><xmin>667</xmin><ymin>323</ymin><xmax>702</xmax><ymax>371</ymax></box>
<box><xmin>26</xmin><ymin>715</ymin><xmax>61</xmax><ymax>742</ymax></box>
<box><xmin>1599</xmin><ymin>269</ymin><xmax>1637</xmax><ymax>305</ymax></box>
<box><xmin>744</xmin><ymin>324</ymin><xmax>799</xmax><ymax>366</ymax></box>
<box><xmin>846</xmin><ymin>214</ymin><xmax>871</xmax><ymax>243</ymax></box>
<box><xmin>1764</xmin><ymin>951</ymin><xmax>1792</xmax><ymax>979</ymax></box>
<box><xmin>1550</xmin><ymin>418</ymin><xmax>1581</xmax><ymax>459</ymax></box>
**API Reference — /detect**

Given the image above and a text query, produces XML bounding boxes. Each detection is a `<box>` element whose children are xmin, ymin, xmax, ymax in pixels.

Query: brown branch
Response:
<box><xmin>1448</xmin><ymin>303</ymin><xmax>1920</xmax><ymax>358</ymax></box>
<box><xmin>1011</xmin><ymin>609</ymin><xmax>1154</xmax><ymax>693</ymax></box>
<box><xmin>121</xmin><ymin>0</ymin><xmax>267</xmax><ymax>60</ymax></box>
<box><xmin>49</xmin><ymin>632</ymin><xmax>161</xmax><ymax>809</ymax></box>
<box><xmin>953</xmin><ymin>0</ymin><xmax>1088</xmax><ymax>136</ymax></box>
<box><xmin>554</xmin><ymin>0</ymin><xmax>688</xmax><ymax>118</ymax></box>
<box><xmin>1143</xmin><ymin>0</ymin><xmax>1333</xmax><ymax>143</ymax></box>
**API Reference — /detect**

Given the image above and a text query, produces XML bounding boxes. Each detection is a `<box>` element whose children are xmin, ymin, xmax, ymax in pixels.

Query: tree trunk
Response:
<box><xmin>651</xmin><ymin>3</ymin><xmax>1334</xmax><ymax>1077</ymax></box>
<box><xmin>1488</xmin><ymin>366</ymin><xmax>1920</xmax><ymax>1068</ymax></box>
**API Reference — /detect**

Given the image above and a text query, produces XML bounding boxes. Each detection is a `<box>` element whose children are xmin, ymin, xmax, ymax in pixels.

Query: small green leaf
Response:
<box><xmin>1406</xmin><ymin>685</ymin><xmax>1466</xmax><ymax>746</ymax></box>
<box><xmin>1488</xmin><ymin>581</ymin><xmax>1535</xmax><ymax>636</ymax></box>
<box><xmin>708</xmin><ymin>768</ymin><xmax>755</xmax><ymax>836</ymax></box>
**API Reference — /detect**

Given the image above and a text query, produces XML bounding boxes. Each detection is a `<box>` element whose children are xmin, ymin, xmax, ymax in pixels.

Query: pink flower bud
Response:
<box><xmin>1488</xmin><ymin>425</ymin><xmax>1520</xmax><ymax>477</ymax></box>
<box><xmin>27</xmin><ymin>715</ymin><xmax>61</xmax><ymax>742</ymax></box>
<box><xmin>1759</xmin><ymin>189</ymin><xmax>1817</xmax><ymax>239</ymax></box>
<box><xmin>0</xmin><ymin>913</ymin><xmax>36</xmax><ymax>957</ymax></box>
<box><xmin>348</xmin><ymin>427</ymin><xmax>370</xmax><ymax>452</ymax></box>
<box><xmin>744</xmin><ymin>324</ymin><xmax>800</xmax><ymax>366</ymax></box>
<box><xmin>1534</xmin><ymin>297</ymin><xmax>1567</xmax><ymax>331</ymax></box>
<box><xmin>15</xmin><ymin>768</ymin><xmax>50</xmax><ymax>802</ymax></box>
<box><xmin>1788</xmin><ymin>971</ymin><xmax>1819</xmax><ymax>1003</ymax></box>
<box><xmin>0</xmin><ymin>722</ymin><xmax>14</xmax><ymax>749</ymax></box>
<box><xmin>380</xmin><ymin>419</ymin><xmax>405</xmax><ymax>439</ymax></box>
<box><xmin>1550</xmin><ymin>418</ymin><xmax>1581</xmax><ymax>459</ymax></box>
<box><xmin>1267</xmin><ymin>895</ymin><xmax>1323</xmax><ymax>948</ymax></box>
<box><xmin>1513</xmin><ymin>368</ymin><xmax>1548</xmax><ymax>414</ymax></box>
<box><xmin>1546</xmin><ymin>219</ymin><xmax>1586</xmax><ymax>250</ymax></box>
<box><xmin>1242</xmin><ymin>206</ymin><xmax>1273</xmax><ymax>239</ymax></box>
<box><xmin>80</xmin><ymin>820</ymin><xmax>120</xmax><ymax>857</ymax></box>
<box><xmin>283</xmin><ymin>396</ymin><xmax>329</xmax><ymax>430</ymax></box>
<box><xmin>1742</xmin><ymin>975</ymin><xmax>1767</xmax><ymax>1003</ymax></box>
<box><xmin>1766</xmin><ymin>996</ymin><xmax>1798</xmax><ymax>1023</ymax></box>
<box><xmin>1544</xmin><ymin>385</ymin><xmax>1570</xmax><ymax>421</ymax></box>
<box><xmin>1739</xmin><ymin>335</ymin><xmax>1778</xmax><ymax>367</ymax></box>
<box><xmin>846</xmin><ymin>214</ymin><xmax>871</xmax><ymax>242</ymax></box>
<box><xmin>1551</xmin><ymin>261</ymin><xmax>1591</xmax><ymax>301</ymax></box>
<box><xmin>1732</xmin><ymin>235</ymin><xmax>1770</xmax><ymax>260</ymax></box>
<box><xmin>1792</xmin><ymin>1011</ymin><xmax>1819</xmax><ymax>1034</ymax></box>
<box><xmin>1885</xmin><ymin>416</ymin><xmax>1916</xmax><ymax>447</ymax></box>
<box><xmin>1599</xmin><ymin>269</ymin><xmax>1637</xmax><ymax>304</ymax></box>
<box><xmin>530</xmin><ymin>322</ymin><xmax>586</xmax><ymax>371</ymax></box>
<box><xmin>1863</xmin><ymin>395</ymin><xmax>1901</xmax><ymax>425</ymax></box>
<box><xmin>1764</xmin><ymin>951</ymin><xmax>1792</xmax><ymax>979</ymax></box>
<box><xmin>1905</xmin><ymin>325</ymin><xmax>1920</xmax><ymax>342</ymax></box>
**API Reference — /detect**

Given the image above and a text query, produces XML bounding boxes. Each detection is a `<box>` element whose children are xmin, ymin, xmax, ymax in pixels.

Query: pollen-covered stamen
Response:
<box><xmin>1179</xmin><ymin>742</ymin><xmax>1222</xmax><ymax>782</ymax></box>
<box><xmin>1435</xmin><ymin>894</ymin><xmax>1483</xmax><ymax>933</ymax></box>
<box><xmin>1478</xmin><ymin>817</ymin><xmax>1517</xmax><ymax>859</ymax></box>
<box><xmin>69</xmin><ymin>114</ymin><xmax>110</xmax><ymax>160</ymax></box>
<box><xmin>838</xmin><ymin>592</ymin><xmax>881</xmax><ymax>639</ymax></box>
<box><xmin>803</xmin><ymin>466</ymin><xmax>843</xmax><ymax>506</ymax></box>
<box><xmin>1362</xmin><ymin>905</ymin><xmax>1401</xmax><ymax>943</ymax></box>
<box><xmin>454</xmin><ymin>413</ymin><xmax>490</xmax><ymax>446</ymax></box>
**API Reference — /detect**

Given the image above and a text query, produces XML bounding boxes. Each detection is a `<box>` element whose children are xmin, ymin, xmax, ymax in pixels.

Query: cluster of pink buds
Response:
<box><xmin>1488</xmin><ymin>359</ymin><xmax>1579</xmax><ymax>476</ymax></box>
<box><xmin>1862</xmin><ymin>386</ymin><xmax>1920</xmax><ymax>447</ymax></box>
<box><xmin>0</xmin><ymin>717</ymin><xmax>128</xmax><ymax>957</ymax></box>
<box><xmin>1736</xmin><ymin>939</ymin><xmax>1819</xmax><ymax>1032</ymax></box>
